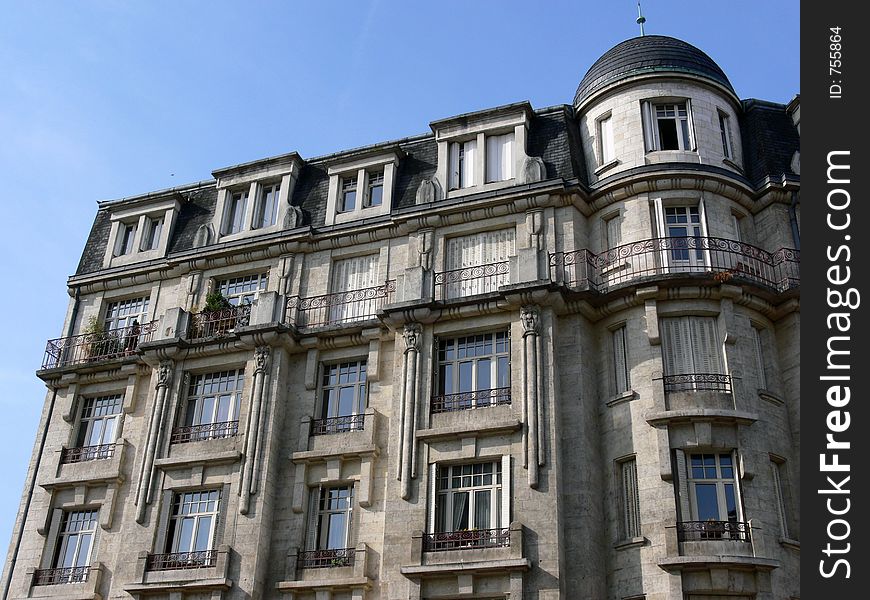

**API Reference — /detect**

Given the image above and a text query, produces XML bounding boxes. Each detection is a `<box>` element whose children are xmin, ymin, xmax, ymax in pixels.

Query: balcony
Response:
<box><xmin>170</xmin><ymin>420</ymin><xmax>239</xmax><ymax>444</ymax></box>
<box><xmin>145</xmin><ymin>550</ymin><xmax>217</xmax><ymax>571</ymax></box>
<box><xmin>277</xmin><ymin>544</ymin><xmax>372</xmax><ymax>597</ymax></box>
<box><xmin>549</xmin><ymin>237</ymin><xmax>800</xmax><ymax>294</ymax></box>
<box><xmin>60</xmin><ymin>443</ymin><xmax>116</xmax><ymax>464</ymax></box>
<box><xmin>285</xmin><ymin>281</ymin><xmax>395</xmax><ymax>329</ymax></box>
<box><xmin>434</xmin><ymin>260</ymin><xmax>510</xmax><ymax>301</ymax></box>
<box><xmin>26</xmin><ymin>562</ymin><xmax>104</xmax><ymax>600</ymax></box>
<box><xmin>187</xmin><ymin>305</ymin><xmax>251</xmax><ymax>340</ymax></box>
<box><xmin>423</xmin><ymin>527</ymin><xmax>511</xmax><ymax>552</ymax></box>
<box><xmin>431</xmin><ymin>388</ymin><xmax>511</xmax><ymax>414</ymax></box>
<box><xmin>310</xmin><ymin>414</ymin><xmax>366</xmax><ymax>436</ymax></box>
<box><xmin>42</xmin><ymin>321</ymin><xmax>157</xmax><ymax>369</ymax></box>
<box><xmin>677</xmin><ymin>520</ymin><xmax>750</xmax><ymax>543</ymax></box>
<box><xmin>662</xmin><ymin>373</ymin><xmax>732</xmax><ymax>394</ymax></box>
<box><xmin>297</xmin><ymin>548</ymin><xmax>355</xmax><ymax>569</ymax></box>
<box><xmin>32</xmin><ymin>566</ymin><xmax>90</xmax><ymax>586</ymax></box>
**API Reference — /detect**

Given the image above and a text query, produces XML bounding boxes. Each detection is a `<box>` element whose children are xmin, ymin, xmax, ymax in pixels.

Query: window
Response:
<box><xmin>315</xmin><ymin>361</ymin><xmax>367</xmax><ymax>434</ymax></box>
<box><xmin>643</xmin><ymin>100</ymin><xmax>693</xmax><ymax>151</ymax></box>
<box><xmin>68</xmin><ymin>395</ymin><xmax>122</xmax><ymax>462</ymax></box>
<box><xmin>443</xmin><ymin>229</ymin><xmax>515</xmax><ymax>298</ymax></box>
<box><xmin>485</xmin><ymin>133</ymin><xmax>514</xmax><ymax>183</ymax></box>
<box><xmin>307</xmin><ymin>485</ymin><xmax>353</xmax><ymax>552</ymax></box>
<box><xmin>770</xmin><ymin>458</ymin><xmax>791</xmax><ymax>538</ymax></box>
<box><xmin>174</xmin><ymin>369</ymin><xmax>244</xmax><ymax>443</ymax></box>
<box><xmin>604</xmin><ymin>213</ymin><xmax>621</xmax><ymax>249</ymax></box>
<box><xmin>255</xmin><ymin>182</ymin><xmax>281</xmax><ymax>228</ymax></box>
<box><xmin>215</xmin><ymin>272</ymin><xmax>268</xmax><ymax>306</ymax></box>
<box><xmin>731</xmin><ymin>213</ymin><xmax>743</xmax><ymax>242</ymax></box>
<box><xmin>449</xmin><ymin>139</ymin><xmax>477</xmax><ymax>190</ymax></box>
<box><xmin>339</xmin><ymin>176</ymin><xmax>357</xmax><ymax>212</ymax></box>
<box><xmin>612</xmin><ymin>326</ymin><xmax>630</xmax><ymax>395</ymax></box>
<box><xmin>752</xmin><ymin>325</ymin><xmax>768</xmax><ymax>389</ymax></box>
<box><xmin>434</xmin><ymin>332</ymin><xmax>510</xmax><ymax>412</ymax></box>
<box><xmin>104</xmin><ymin>296</ymin><xmax>149</xmax><ymax>331</ymax></box>
<box><xmin>435</xmin><ymin>462</ymin><xmax>502</xmax><ymax>533</ymax></box>
<box><xmin>141</xmin><ymin>216</ymin><xmax>163</xmax><ymax>251</ymax></box>
<box><xmin>114</xmin><ymin>222</ymin><xmax>137</xmax><ymax>256</ymax></box>
<box><xmin>718</xmin><ymin>111</ymin><xmax>733</xmax><ymax>159</ymax></box>
<box><xmin>364</xmin><ymin>171</ymin><xmax>384</xmax><ymax>208</ymax></box>
<box><xmin>328</xmin><ymin>254</ymin><xmax>379</xmax><ymax>323</ymax></box>
<box><xmin>660</xmin><ymin>316</ymin><xmax>725</xmax><ymax>392</ymax></box>
<box><xmin>166</xmin><ymin>490</ymin><xmax>220</xmax><ymax>557</ymax></box>
<box><xmin>686</xmin><ymin>453</ymin><xmax>741</xmax><ymax>528</ymax></box>
<box><xmin>225</xmin><ymin>189</ymin><xmax>249</xmax><ymax>234</ymax></box>
<box><xmin>598</xmin><ymin>114</ymin><xmax>615</xmax><ymax>164</ymax></box>
<box><xmin>49</xmin><ymin>510</ymin><xmax>98</xmax><ymax>582</ymax></box>
<box><xmin>620</xmin><ymin>458</ymin><xmax>641</xmax><ymax>539</ymax></box>
<box><xmin>664</xmin><ymin>206</ymin><xmax>705</xmax><ymax>267</ymax></box>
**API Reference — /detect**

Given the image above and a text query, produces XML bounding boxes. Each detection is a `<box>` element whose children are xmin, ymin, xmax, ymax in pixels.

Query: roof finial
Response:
<box><xmin>636</xmin><ymin>1</ymin><xmax>647</xmax><ymax>36</ymax></box>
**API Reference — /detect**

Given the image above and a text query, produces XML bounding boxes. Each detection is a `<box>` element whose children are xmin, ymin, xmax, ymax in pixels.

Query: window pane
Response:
<box><xmin>337</xmin><ymin>386</ymin><xmax>355</xmax><ymax>416</ymax></box>
<box><xmin>452</xmin><ymin>491</ymin><xmax>469</xmax><ymax>531</ymax></box>
<box><xmin>326</xmin><ymin>513</ymin><xmax>346</xmax><ymax>549</ymax></box>
<box><xmin>59</xmin><ymin>534</ymin><xmax>79</xmax><ymax>567</ymax></box>
<box><xmin>694</xmin><ymin>484</ymin><xmax>719</xmax><ymax>521</ymax></box>
<box><xmin>177</xmin><ymin>517</ymin><xmax>194</xmax><ymax>552</ymax></box>
<box><xmin>458</xmin><ymin>362</ymin><xmax>473</xmax><ymax>392</ymax></box>
<box><xmin>724</xmin><ymin>484</ymin><xmax>738</xmax><ymax>521</ymax></box>
<box><xmin>658</xmin><ymin>119</ymin><xmax>679</xmax><ymax>150</ymax></box>
<box><xmin>474</xmin><ymin>489</ymin><xmax>491</xmax><ymax>529</ymax></box>
<box><xmin>476</xmin><ymin>358</ymin><xmax>491</xmax><ymax>390</ymax></box>
<box><xmin>193</xmin><ymin>516</ymin><xmax>212</xmax><ymax>551</ymax></box>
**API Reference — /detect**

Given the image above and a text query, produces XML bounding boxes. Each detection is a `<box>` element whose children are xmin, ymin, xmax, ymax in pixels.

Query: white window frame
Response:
<box><xmin>324</xmin><ymin>151</ymin><xmax>400</xmax><ymax>225</ymax></box>
<box><xmin>140</xmin><ymin>216</ymin><xmax>164</xmax><ymax>252</ymax></box>
<box><xmin>75</xmin><ymin>395</ymin><xmax>122</xmax><ymax>452</ymax></box>
<box><xmin>363</xmin><ymin>170</ymin><xmax>384</xmax><ymax>208</ymax></box>
<box><xmin>114</xmin><ymin>222</ymin><xmax>137</xmax><ymax>256</ymax></box>
<box><xmin>224</xmin><ymin>188</ymin><xmax>249</xmax><ymax>235</ymax></box>
<box><xmin>328</xmin><ymin>254</ymin><xmax>380</xmax><ymax>323</ymax></box>
<box><xmin>318</xmin><ymin>361</ymin><xmax>367</xmax><ymax>426</ymax></box>
<box><xmin>167</xmin><ymin>490</ymin><xmax>220</xmax><ymax>554</ymax></box>
<box><xmin>306</xmin><ymin>485</ymin><xmax>354</xmax><ymax>551</ymax></box>
<box><xmin>642</xmin><ymin>99</ymin><xmax>695</xmax><ymax>152</ymax></box>
<box><xmin>215</xmin><ymin>272</ymin><xmax>268</xmax><ymax>306</ymax></box>
<box><xmin>443</xmin><ymin>229</ymin><xmax>515</xmax><ymax>298</ymax></box>
<box><xmin>431</xmin><ymin>460</ymin><xmax>506</xmax><ymax>533</ymax></box>
<box><xmin>484</xmin><ymin>132</ymin><xmax>515</xmax><ymax>183</ymax></box>
<box><xmin>181</xmin><ymin>369</ymin><xmax>244</xmax><ymax>440</ymax></box>
<box><xmin>104</xmin><ymin>198</ymin><xmax>180</xmax><ymax>268</ymax></box>
<box><xmin>718</xmin><ymin>110</ymin><xmax>733</xmax><ymax>159</ymax></box>
<box><xmin>597</xmin><ymin>112</ymin><xmax>615</xmax><ymax>165</ymax></box>
<box><xmin>652</xmin><ymin>198</ymin><xmax>710</xmax><ymax>272</ymax></box>
<box><xmin>449</xmin><ymin>138</ymin><xmax>477</xmax><ymax>190</ymax></box>
<box><xmin>435</xmin><ymin>331</ymin><xmax>510</xmax><ymax>409</ymax></box>
<box><xmin>339</xmin><ymin>176</ymin><xmax>357</xmax><ymax>213</ymax></box>
<box><xmin>104</xmin><ymin>296</ymin><xmax>150</xmax><ymax>331</ymax></box>
<box><xmin>53</xmin><ymin>510</ymin><xmax>98</xmax><ymax>573</ymax></box>
<box><xmin>685</xmin><ymin>451</ymin><xmax>743</xmax><ymax>524</ymax></box>
<box><xmin>254</xmin><ymin>181</ymin><xmax>281</xmax><ymax>229</ymax></box>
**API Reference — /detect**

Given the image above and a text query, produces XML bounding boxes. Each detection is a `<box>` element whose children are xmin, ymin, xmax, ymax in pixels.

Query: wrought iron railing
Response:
<box><xmin>310</xmin><ymin>414</ymin><xmax>366</xmax><ymax>436</ymax></box>
<box><xmin>145</xmin><ymin>550</ymin><xmax>217</xmax><ymax>571</ymax></box>
<box><xmin>32</xmin><ymin>566</ymin><xmax>90</xmax><ymax>585</ymax></box>
<box><xmin>286</xmin><ymin>281</ymin><xmax>395</xmax><ymax>328</ymax></box>
<box><xmin>297</xmin><ymin>548</ymin><xmax>355</xmax><ymax>569</ymax></box>
<box><xmin>42</xmin><ymin>321</ymin><xmax>158</xmax><ymax>369</ymax></box>
<box><xmin>677</xmin><ymin>520</ymin><xmax>750</xmax><ymax>542</ymax></box>
<box><xmin>431</xmin><ymin>387</ymin><xmax>512</xmax><ymax>413</ymax></box>
<box><xmin>662</xmin><ymin>373</ymin><xmax>733</xmax><ymax>394</ymax></box>
<box><xmin>549</xmin><ymin>237</ymin><xmax>800</xmax><ymax>293</ymax></box>
<box><xmin>434</xmin><ymin>261</ymin><xmax>510</xmax><ymax>301</ymax></box>
<box><xmin>170</xmin><ymin>421</ymin><xmax>239</xmax><ymax>444</ymax></box>
<box><xmin>424</xmin><ymin>528</ymin><xmax>511</xmax><ymax>551</ymax></box>
<box><xmin>60</xmin><ymin>443</ymin><xmax>116</xmax><ymax>464</ymax></box>
<box><xmin>187</xmin><ymin>304</ymin><xmax>251</xmax><ymax>339</ymax></box>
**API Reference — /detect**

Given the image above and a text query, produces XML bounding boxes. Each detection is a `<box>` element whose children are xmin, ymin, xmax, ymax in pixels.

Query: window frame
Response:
<box><xmin>484</xmin><ymin>132</ymin><xmax>515</xmax><ymax>183</ymax></box>
<box><xmin>254</xmin><ymin>181</ymin><xmax>281</xmax><ymax>229</ymax></box>
<box><xmin>316</xmin><ymin>360</ymin><xmax>367</xmax><ymax>433</ymax></box>
<box><xmin>363</xmin><ymin>170</ymin><xmax>384</xmax><ymax>208</ymax></box>
<box><xmin>449</xmin><ymin>138</ymin><xmax>477</xmax><ymax>190</ymax></box>
<box><xmin>597</xmin><ymin>112</ymin><xmax>615</xmax><ymax>165</ymax></box>
<box><xmin>618</xmin><ymin>457</ymin><xmax>641</xmax><ymax>540</ymax></box>
<box><xmin>306</xmin><ymin>484</ymin><xmax>354</xmax><ymax>551</ymax></box>
<box><xmin>435</xmin><ymin>331</ymin><xmax>510</xmax><ymax>410</ymax></box>
<box><xmin>214</xmin><ymin>272</ymin><xmax>269</xmax><ymax>306</ymax></box>
<box><xmin>339</xmin><ymin>175</ymin><xmax>358</xmax><ymax>213</ymax></box>
<box><xmin>166</xmin><ymin>490</ymin><xmax>221</xmax><ymax>555</ymax></box>
<box><xmin>652</xmin><ymin>197</ymin><xmax>711</xmax><ymax>271</ymax></box>
<box><xmin>718</xmin><ymin>109</ymin><xmax>734</xmax><ymax>159</ymax></box>
<box><xmin>611</xmin><ymin>325</ymin><xmax>630</xmax><ymax>396</ymax></box>
<box><xmin>685</xmin><ymin>451</ymin><xmax>743</xmax><ymax>525</ymax></box>
<box><xmin>224</xmin><ymin>188</ymin><xmax>249</xmax><ymax>235</ymax></box>
<box><xmin>74</xmin><ymin>394</ymin><xmax>123</xmax><ymax>451</ymax></box>
<box><xmin>140</xmin><ymin>216</ymin><xmax>164</xmax><ymax>252</ymax></box>
<box><xmin>53</xmin><ymin>509</ymin><xmax>99</xmax><ymax>572</ymax></box>
<box><xmin>642</xmin><ymin>99</ymin><xmax>696</xmax><ymax>152</ymax></box>
<box><xmin>660</xmin><ymin>315</ymin><xmax>725</xmax><ymax>388</ymax></box>
<box><xmin>103</xmin><ymin>296</ymin><xmax>150</xmax><ymax>331</ymax></box>
<box><xmin>434</xmin><ymin>461</ymin><xmax>503</xmax><ymax>533</ymax></box>
<box><xmin>114</xmin><ymin>222</ymin><xmax>137</xmax><ymax>257</ymax></box>
<box><xmin>179</xmin><ymin>369</ymin><xmax>245</xmax><ymax>441</ymax></box>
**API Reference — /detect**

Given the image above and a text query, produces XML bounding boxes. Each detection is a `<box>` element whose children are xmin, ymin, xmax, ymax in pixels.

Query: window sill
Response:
<box><xmin>758</xmin><ymin>389</ymin><xmax>784</xmax><ymax>406</ymax></box>
<box><xmin>614</xmin><ymin>536</ymin><xmax>648</xmax><ymax>550</ymax></box>
<box><xmin>644</xmin><ymin>150</ymin><xmax>701</xmax><ymax>165</ymax></box>
<box><xmin>779</xmin><ymin>537</ymin><xmax>800</xmax><ymax>550</ymax></box>
<box><xmin>594</xmin><ymin>159</ymin><xmax>620</xmax><ymax>176</ymax></box>
<box><xmin>606</xmin><ymin>390</ymin><xmax>638</xmax><ymax>407</ymax></box>
<box><xmin>446</xmin><ymin>178</ymin><xmax>516</xmax><ymax>199</ymax></box>
<box><xmin>722</xmin><ymin>157</ymin><xmax>744</xmax><ymax>172</ymax></box>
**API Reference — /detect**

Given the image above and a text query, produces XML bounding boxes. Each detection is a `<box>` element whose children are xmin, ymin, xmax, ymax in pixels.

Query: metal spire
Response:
<box><xmin>636</xmin><ymin>1</ymin><xmax>647</xmax><ymax>36</ymax></box>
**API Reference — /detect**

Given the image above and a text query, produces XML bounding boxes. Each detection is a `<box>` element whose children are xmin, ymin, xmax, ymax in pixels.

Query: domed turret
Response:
<box><xmin>574</xmin><ymin>35</ymin><xmax>735</xmax><ymax>108</ymax></box>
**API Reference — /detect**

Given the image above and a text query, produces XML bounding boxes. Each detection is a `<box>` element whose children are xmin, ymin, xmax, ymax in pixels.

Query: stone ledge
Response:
<box><xmin>758</xmin><ymin>389</ymin><xmax>784</xmax><ymax>406</ymax></box>
<box><xmin>657</xmin><ymin>554</ymin><xmax>779</xmax><ymax>573</ymax></box>
<box><xmin>645</xmin><ymin>408</ymin><xmax>758</xmax><ymax>427</ymax></box>
<box><xmin>779</xmin><ymin>537</ymin><xmax>800</xmax><ymax>551</ymax></box>
<box><xmin>292</xmin><ymin>444</ymin><xmax>379</xmax><ymax>464</ymax></box>
<box><xmin>614</xmin><ymin>536</ymin><xmax>648</xmax><ymax>550</ymax></box>
<box><xmin>416</xmin><ymin>419</ymin><xmax>521</xmax><ymax>442</ymax></box>
<box><xmin>276</xmin><ymin>576</ymin><xmax>372</xmax><ymax>593</ymax></box>
<box><xmin>154</xmin><ymin>450</ymin><xmax>241</xmax><ymax>470</ymax></box>
<box><xmin>401</xmin><ymin>557</ymin><xmax>531</xmax><ymax>577</ymax></box>
<box><xmin>123</xmin><ymin>577</ymin><xmax>233</xmax><ymax>595</ymax></box>
<box><xmin>606</xmin><ymin>390</ymin><xmax>638</xmax><ymax>407</ymax></box>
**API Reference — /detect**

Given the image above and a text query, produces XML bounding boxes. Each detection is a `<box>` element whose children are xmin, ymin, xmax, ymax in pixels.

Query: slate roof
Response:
<box><xmin>739</xmin><ymin>99</ymin><xmax>800</xmax><ymax>188</ymax></box>
<box><xmin>574</xmin><ymin>35</ymin><xmax>735</xmax><ymax>107</ymax></box>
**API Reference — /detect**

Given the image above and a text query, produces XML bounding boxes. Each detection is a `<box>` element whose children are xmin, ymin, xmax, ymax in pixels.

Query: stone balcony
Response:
<box><xmin>276</xmin><ymin>544</ymin><xmax>374</xmax><ymax>598</ymax></box>
<box><xmin>124</xmin><ymin>545</ymin><xmax>232</xmax><ymax>598</ymax></box>
<box><xmin>25</xmin><ymin>562</ymin><xmax>105</xmax><ymax>600</ymax></box>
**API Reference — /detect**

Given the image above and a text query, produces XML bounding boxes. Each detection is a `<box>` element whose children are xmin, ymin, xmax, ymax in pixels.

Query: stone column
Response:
<box><xmin>240</xmin><ymin>345</ymin><xmax>271</xmax><ymax>514</ymax></box>
<box><xmin>398</xmin><ymin>323</ymin><xmax>422</xmax><ymax>499</ymax></box>
<box><xmin>135</xmin><ymin>359</ymin><xmax>173</xmax><ymax>523</ymax></box>
<box><xmin>521</xmin><ymin>306</ymin><xmax>544</xmax><ymax>488</ymax></box>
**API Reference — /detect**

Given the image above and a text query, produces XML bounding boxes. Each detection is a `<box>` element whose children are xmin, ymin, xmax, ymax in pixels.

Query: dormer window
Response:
<box><xmin>340</xmin><ymin>176</ymin><xmax>358</xmax><ymax>212</ymax></box>
<box><xmin>141</xmin><ymin>217</ymin><xmax>163</xmax><ymax>251</ymax></box>
<box><xmin>103</xmin><ymin>196</ymin><xmax>179</xmax><ymax>267</ymax></box>
<box><xmin>115</xmin><ymin>222</ymin><xmax>137</xmax><ymax>256</ymax></box>
<box><xmin>449</xmin><ymin>139</ymin><xmax>476</xmax><ymax>190</ymax></box>
<box><xmin>642</xmin><ymin>99</ymin><xmax>695</xmax><ymax>152</ymax></box>
<box><xmin>485</xmin><ymin>132</ymin><xmax>514</xmax><ymax>182</ymax></box>
<box><xmin>365</xmin><ymin>171</ymin><xmax>384</xmax><ymax>208</ymax></box>
<box><xmin>224</xmin><ymin>189</ymin><xmax>249</xmax><ymax>234</ymax></box>
<box><xmin>255</xmin><ymin>182</ymin><xmax>281</xmax><ymax>228</ymax></box>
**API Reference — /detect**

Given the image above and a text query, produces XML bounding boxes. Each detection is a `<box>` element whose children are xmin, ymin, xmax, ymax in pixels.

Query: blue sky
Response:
<box><xmin>0</xmin><ymin>1</ymin><xmax>798</xmax><ymax>554</ymax></box>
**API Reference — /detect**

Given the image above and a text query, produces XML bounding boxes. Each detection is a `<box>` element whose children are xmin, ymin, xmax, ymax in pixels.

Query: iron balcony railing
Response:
<box><xmin>423</xmin><ymin>528</ymin><xmax>511</xmax><ymax>552</ymax></box>
<box><xmin>297</xmin><ymin>548</ymin><xmax>355</xmax><ymax>569</ymax></box>
<box><xmin>170</xmin><ymin>420</ymin><xmax>239</xmax><ymax>444</ymax></box>
<box><xmin>32</xmin><ymin>566</ymin><xmax>90</xmax><ymax>586</ymax></box>
<box><xmin>145</xmin><ymin>550</ymin><xmax>217</xmax><ymax>571</ymax></box>
<box><xmin>188</xmin><ymin>304</ymin><xmax>251</xmax><ymax>339</ymax></box>
<box><xmin>310</xmin><ymin>414</ymin><xmax>366</xmax><ymax>436</ymax></box>
<box><xmin>60</xmin><ymin>443</ymin><xmax>116</xmax><ymax>464</ymax></box>
<box><xmin>286</xmin><ymin>281</ymin><xmax>395</xmax><ymax>329</ymax></box>
<box><xmin>661</xmin><ymin>373</ymin><xmax>733</xmax><ymax>394</ymax></box>
<box><xmin>677</xmin><ymin>520</ymin><xmax>750</xmax><ymax>542</ymax></box>
<box><xmin>434</xmin><ymin>261</ymin><xmax>510</xmax><ymax>301</ymax></box>
<box><xmin>549</xmin><ymin>237</ymin><xmax>800</xmax><ymax>293</ymax></box>
<box><xmin>42</xmin><ymin>321</ymin><xmax>158</xmax><ymax>370</ymax></box>
<box><xmin>431</xmin><ymin>387</ymin><xmax>512</xmax><ymax>414</ymax></box>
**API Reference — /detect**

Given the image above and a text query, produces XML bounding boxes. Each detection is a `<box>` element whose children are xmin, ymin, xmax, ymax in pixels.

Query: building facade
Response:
<box><xmin>2</xmin><ymin>35</ymin><xmax>800</xmax><ymax>600</ymax></box>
